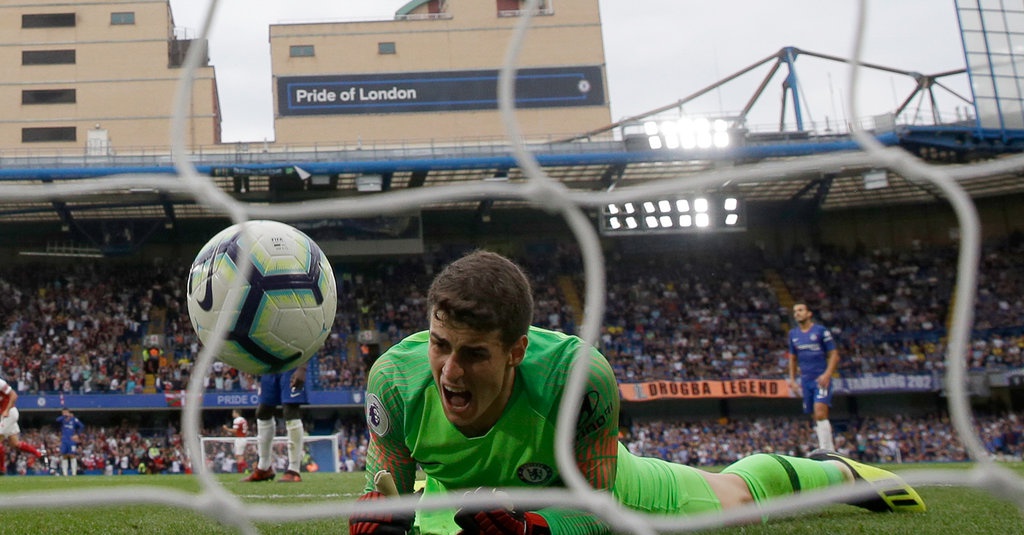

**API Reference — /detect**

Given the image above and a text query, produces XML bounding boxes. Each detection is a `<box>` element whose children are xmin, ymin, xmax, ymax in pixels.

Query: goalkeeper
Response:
<box><xmin>350</xmin><ymin>251</ymin><xmax>925</xmax><ymax>535</ymax></box>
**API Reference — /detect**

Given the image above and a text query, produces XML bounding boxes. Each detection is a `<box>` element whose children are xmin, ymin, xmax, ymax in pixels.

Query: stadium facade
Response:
<box><xmin>269</xmin><ymin>0</ymin><xmax>611</xmax><ymax>146</ymax></box>
<box><xmin>0</xmin><ymin>0</ymin><xmax>221</xmax><ymax>151</ymax></box>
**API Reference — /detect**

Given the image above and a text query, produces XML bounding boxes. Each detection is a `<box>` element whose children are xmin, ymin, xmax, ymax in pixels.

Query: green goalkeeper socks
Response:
<box><xmin>720</xmin><ymin>453</ymin><xmax>846</xmax><ymax>502</ymax></box>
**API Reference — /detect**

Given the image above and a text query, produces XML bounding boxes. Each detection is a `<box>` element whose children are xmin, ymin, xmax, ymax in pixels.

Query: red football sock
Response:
<box><xmin>17</xmin><ymin>442</ymin><xmax>41</xmax><ymax>457</ymax></box>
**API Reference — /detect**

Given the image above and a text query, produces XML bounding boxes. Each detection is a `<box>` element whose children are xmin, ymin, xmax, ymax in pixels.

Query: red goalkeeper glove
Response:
<box><xmin>348</xmin><ymin>491</ymin><xmax>414</xmax><ymax>535</ymax></box>
<box><xmin>454</xmin><ymin>490</ymin><xmax>551</xmax><ymax>535</ymax></box>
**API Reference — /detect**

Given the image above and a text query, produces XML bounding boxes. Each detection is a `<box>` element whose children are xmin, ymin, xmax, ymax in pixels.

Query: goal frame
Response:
<box><xmin>199</xmin><ymin>434</ymin><xmax>341</xmax><ymax>473</ymax></box>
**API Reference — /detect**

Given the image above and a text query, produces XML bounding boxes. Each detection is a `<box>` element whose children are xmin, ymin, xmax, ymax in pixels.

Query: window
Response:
<box><xmin>111</xmin><ymin>12</ymin><xmax>135</xmax><ymax>25</ymax></box>
<box><xmin>497</xmin><ymin>0</ymin><xmax>552</xmax><ymax>17</ymax></box>
<box><xmin>289</xmin><ymin>45</ymin><xmax>315</xmax><ymax>57</ymax></box>
<box><xmin>22</xmin><ymin>13</ymin><xmax>76</xmax><ymax>28</ymax></box>
<box><xmin>378</xmin><ymin>42</ymin><xmax>397</xmax><ymax>55</ymax></box>
<box><xmin>22</xmin><ymin>127</ymin><xmax>76</xmax><ymax>143</ymax></box>
<box><xmin>22</xmin><ymin>89</ymin><xmax>76</xmax><ymax>105</ymax></box>
<box><xmin>22</xmin><ymin>50</ymin><xmax>76</xmax><ymax>65</ymax></box>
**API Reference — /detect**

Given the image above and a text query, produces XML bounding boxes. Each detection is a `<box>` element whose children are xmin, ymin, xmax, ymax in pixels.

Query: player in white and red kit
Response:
<box><xmin>223</xmin><ymin>409</ymin><xmax>249</xmax><ymax>473</ymax></box>
<box><xmin>0</xmin><ymin>377</ymin><xmax>44</xmax><ymax>475</ymax></box>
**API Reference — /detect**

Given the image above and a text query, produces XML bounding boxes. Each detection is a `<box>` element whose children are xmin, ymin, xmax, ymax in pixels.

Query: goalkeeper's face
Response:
<box><xmin>428</xmin><ymin>314</ymin><xmax>527</xmax><ymax>438</ymax></box>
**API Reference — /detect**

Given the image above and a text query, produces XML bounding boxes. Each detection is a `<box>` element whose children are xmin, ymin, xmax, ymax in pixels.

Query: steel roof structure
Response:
<box><xmin>2</xmin><ymin>47</ymin><xmax>1023</xmax><ymax>252</ymax></box>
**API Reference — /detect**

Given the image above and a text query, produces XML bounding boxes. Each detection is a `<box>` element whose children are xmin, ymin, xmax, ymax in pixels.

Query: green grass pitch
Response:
<box><xmin>0</xmin><ymin>464</ymin><xmax>1021</xmax><ymax>534</ymax></box>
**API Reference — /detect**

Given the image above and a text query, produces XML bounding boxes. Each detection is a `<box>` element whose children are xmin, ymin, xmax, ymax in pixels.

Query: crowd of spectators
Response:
<box><xmin>5</xmin><ymin>418</ymin><xmax>186</xmax><ymax>476</ymax></box>
<box><xmin>1</xmin><ymin>238</ymin><xmax>1023</xmax><ymax>396</ymax></box>
<box><xmin>7</xmin><ymin>410</ymin><xmax>1020</xmax><ymax>475</ymax></box>
<box><xmin>621</xmin><ymin>410</ymin><xmax>1023</xmax><ymax>466</ymax></box>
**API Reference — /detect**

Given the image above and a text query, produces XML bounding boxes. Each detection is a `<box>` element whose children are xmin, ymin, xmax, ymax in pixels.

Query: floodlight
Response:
<box><xmin>696</xmin><ymin>131</ymin><xmax>712</xmax><ymax>149</ymax></box>
<box><xmin>600</xmin><ymin>194</ymin><xmax>746</xmax><ymax>235</ymax></box>
<box><xmin>660</xmin><ymin>120</ymin><xmax>677</xmax><ymax>137</ymax></box>
<box><xmin>643</xmin><ymin>121</ymin><xmax>659</xmax><ymax>136</ymax></box>
<box><xmin>356</xmin><ymin>174</ymin><xmax>384</xmax><ymax>192</ymax></box>
<box><xmin>681</xmin><ymin>131</ymin><xmax>697</xmax><ymax>149</ymax></box>
<box><xmin>649</xmin><ymin>136</ymin><xmax>663</xmax><ymax>149</ymax></box>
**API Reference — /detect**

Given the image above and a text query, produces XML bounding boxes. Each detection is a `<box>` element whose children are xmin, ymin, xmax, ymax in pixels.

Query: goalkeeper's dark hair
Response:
<box><xmin>428</xmin><ymin>250</ymin><xmax>533</xmax><ymax>349</ymax></box>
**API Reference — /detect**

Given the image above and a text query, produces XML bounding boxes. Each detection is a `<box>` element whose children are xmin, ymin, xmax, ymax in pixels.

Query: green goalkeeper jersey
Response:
<box><xmin>364</xmin><ymin>326</ymin><xmax>623</xmax><ymax>535</ymax></box>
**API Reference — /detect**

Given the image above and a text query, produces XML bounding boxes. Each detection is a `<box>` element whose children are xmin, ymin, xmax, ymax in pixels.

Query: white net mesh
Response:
<box><xmin>1</xmin><ymin>0</ymin><xmax>1023</xmax><ymax>533</ymax></box>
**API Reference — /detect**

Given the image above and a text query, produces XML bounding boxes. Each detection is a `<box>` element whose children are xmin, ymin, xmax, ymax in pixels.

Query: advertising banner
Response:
<box><xmin>278</xmin><ymin>65</ymin><xmax>605</xmax><ymax>116</ymax></box>
<box><xmin>620</xmin><ymin>379</ymin><xmax>791</xmax><ymax>401</ymax></box>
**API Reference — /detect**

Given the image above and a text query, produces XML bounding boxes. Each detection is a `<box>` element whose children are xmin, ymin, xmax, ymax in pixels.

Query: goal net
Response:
<box><xmin>199</xmin><ymin>434</ymin><xmax>341</xmax><ymax>474</ymax></box>
<box><xmin>1</xmin><ymin>0</ymin><xmax>1022</xmax><ymax>533</ymax></box>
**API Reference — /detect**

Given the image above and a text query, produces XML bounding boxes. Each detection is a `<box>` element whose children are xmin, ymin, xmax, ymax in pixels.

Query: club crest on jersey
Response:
<box><xmin>516</xmin><ymin>463</ymin><xmax>555</xmax><ymax>485</ymax></box>
<box><xmin>366</xmin><ymin>393</ymin><xmax>390</xmax><ymax>437</ymax></box>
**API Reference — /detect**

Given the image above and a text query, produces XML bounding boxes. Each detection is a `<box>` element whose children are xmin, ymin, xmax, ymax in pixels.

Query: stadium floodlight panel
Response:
<box><xmin>600</xmin><ymin>194</ymin><xmax>746</xmax><ymax>235</ymax></box>
<box><xmin>642</xmin><ymin>115</ymin><xmax>732</xmax><ymax>151</ymax></box>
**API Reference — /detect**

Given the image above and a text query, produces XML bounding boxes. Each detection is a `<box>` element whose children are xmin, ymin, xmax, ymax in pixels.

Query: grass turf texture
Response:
<box><xmin>0</xmin><ymin>464</ymin><xmax>1021</xmax><ymax>534</ymax></box>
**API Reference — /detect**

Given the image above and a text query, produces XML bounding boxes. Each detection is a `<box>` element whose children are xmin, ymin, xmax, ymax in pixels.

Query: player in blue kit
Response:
<box><xmin>242</xmin><ymin>364</ymin><xmax>307</xmax><ymax>483</ymax></box>
<box><xmin>56</xmin><ymin>407</ymin><xmax>85</xmax><ymax>476</ymax></box>
<box><xmin>787</xmin><ymin>302</ymin><xmax>840</xmax><ymax>452</ymax></box>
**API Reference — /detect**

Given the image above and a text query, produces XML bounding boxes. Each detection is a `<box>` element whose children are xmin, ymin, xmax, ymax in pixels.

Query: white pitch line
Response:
<box><xmin>236</xmin><ymin>493</ymin><xmax>355</xmax><ymax>499</ymax></box>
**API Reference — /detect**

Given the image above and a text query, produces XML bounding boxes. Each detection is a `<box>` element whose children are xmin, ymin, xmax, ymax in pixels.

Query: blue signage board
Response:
<box><xmin>17</xmin><ymin>390</ymin><xmax>365</xmax><ymax>411</ymax></box>
<box><xmin>277</xmin><ymin>65</ymin><xmax>605</xmax><ymax>116</ymax></box>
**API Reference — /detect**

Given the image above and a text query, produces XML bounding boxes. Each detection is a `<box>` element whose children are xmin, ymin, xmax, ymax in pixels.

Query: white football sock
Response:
<box><xmin>286</xmin><ymin>419</ymin><xmax>304</xmax><ymax>473</ymax></box>
<box><xmin>256</xmin><ymin>419</ymin><xmax>275</xmax><ymax>470</ymax></box>
<box><xmin>816</xmin><ymin>419</ymin><xmax>835</xmax><ymax>451</ymax></box>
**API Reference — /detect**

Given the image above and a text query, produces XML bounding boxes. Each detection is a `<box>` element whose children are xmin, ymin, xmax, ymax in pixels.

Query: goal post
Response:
<box><xmin>200</xmin><ymin>434</ymin><xmax>341</xmax><ymax>473</ymax></box>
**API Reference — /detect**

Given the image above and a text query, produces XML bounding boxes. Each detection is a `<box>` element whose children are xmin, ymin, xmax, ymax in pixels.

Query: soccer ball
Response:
<box><xmin>186</xmin><ymin>220</ymin><xmax>337</xmax><ymax>375</ymax></box>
